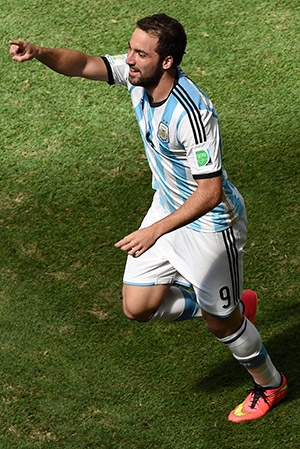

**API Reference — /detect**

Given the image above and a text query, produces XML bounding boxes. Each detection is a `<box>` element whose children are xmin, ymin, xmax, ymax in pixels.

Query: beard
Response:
<box><xmin>129</xmin><ymin>62</ymin><xmax>164</xmax><ymax>89</ymax></box>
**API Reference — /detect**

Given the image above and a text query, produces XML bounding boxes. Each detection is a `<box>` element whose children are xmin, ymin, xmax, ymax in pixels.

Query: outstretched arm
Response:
<box><xmin>9</xmin><ymin>39</ymin><xmax>108</xmax><ymax>81</ymax></box>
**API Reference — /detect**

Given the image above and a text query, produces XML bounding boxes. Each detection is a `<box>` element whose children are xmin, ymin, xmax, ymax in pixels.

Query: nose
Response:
<box><xmin>126</xmin><ymin>49</ymin><xmax>135</xmax><ymax>66</ymax></box>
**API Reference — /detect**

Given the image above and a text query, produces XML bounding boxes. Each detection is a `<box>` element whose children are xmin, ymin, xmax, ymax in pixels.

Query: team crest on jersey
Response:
<box><xmin>158</xmin><ymin>122</ymin><xmax>169</xmax><ymax>143</ymax></box>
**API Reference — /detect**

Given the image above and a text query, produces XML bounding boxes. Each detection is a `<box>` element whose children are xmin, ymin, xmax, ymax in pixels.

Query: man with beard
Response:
<box><xmin>9</xmin><ymin>14</ymin><xmax>287</xmax><ymax>422</ymax></box>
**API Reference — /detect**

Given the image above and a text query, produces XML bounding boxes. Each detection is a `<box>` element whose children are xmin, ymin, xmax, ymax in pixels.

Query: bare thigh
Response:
<box><xmin>122</xmin><ymin>283</ymin><xmax>172</xmax><ymax>321</ymax></box>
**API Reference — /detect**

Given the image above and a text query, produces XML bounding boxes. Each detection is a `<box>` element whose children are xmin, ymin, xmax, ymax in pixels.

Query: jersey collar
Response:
<box><xmin>147</xmin><ymin>70</ymin><xmax>179</xmax><ymax>108</ymax></box>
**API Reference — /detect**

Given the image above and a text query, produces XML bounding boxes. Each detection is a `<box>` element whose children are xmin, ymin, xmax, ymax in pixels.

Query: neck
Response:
<box><xmin>146</xmin><ymin>68</ymin><xmax>177</xmax><ymax>103</ymax></box>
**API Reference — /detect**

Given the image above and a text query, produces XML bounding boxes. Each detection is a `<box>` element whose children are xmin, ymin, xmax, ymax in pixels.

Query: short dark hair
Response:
<box><xmin>136</xmin><ymin>14</ymin><xmax>187</xmax><ymax>68</ymax></box>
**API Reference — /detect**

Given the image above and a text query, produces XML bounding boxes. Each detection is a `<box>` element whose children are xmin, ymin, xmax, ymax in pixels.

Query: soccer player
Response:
<box><xmin>9</xmin><ymin>14</ymin><xmax>287</xmax><ymax>421</ymax></box>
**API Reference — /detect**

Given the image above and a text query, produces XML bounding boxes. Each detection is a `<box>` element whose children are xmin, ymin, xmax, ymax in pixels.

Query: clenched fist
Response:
<box><xmin>9</xmin><ymin>39</ymin><xmax>38</xmax><ymax>62</ymax></box>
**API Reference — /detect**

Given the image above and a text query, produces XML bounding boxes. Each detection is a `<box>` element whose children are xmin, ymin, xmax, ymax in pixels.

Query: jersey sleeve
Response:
<box><xmin>178</xmin><ymin>106</ymin><xmax>222</xmax><ymax>179</ymax></box>
<box><xmin>102</xmin><ymin>54</ymin><xmax>129</xmax><ymax>87</ymax></box>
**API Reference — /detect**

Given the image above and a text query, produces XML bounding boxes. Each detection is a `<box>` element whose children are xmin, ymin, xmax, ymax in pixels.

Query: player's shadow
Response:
<box><xmin>192</xmin><ymin>319</ymin><xmax>300</xmax><ymax>402</ymax></box>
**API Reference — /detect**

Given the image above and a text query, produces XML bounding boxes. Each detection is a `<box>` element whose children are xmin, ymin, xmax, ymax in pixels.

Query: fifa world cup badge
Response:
<box><xmin>158</xmin><ymin>122</ymin><xmax>169</xmax><ymax>144</ymax></box>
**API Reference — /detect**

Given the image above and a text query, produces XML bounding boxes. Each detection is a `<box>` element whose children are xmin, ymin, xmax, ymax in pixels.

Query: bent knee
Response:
<box><xmin>202</xmin><ymin>306</ymin><xmax>243</xmax><ymax>338</ymax></box>
<box><xmin>205</xmin><ymin>320</ymin><xmax>228</xmax><ymax>337</ymax></box>
<box><xmin>122</xmin><ymin>298</ymin><xmax>153</xmax><ymax>322</ymax></box>
<box><xmin>122</xmin><ymin>283</ymin><xmax>170</xmax><ymax>322</ymax></box>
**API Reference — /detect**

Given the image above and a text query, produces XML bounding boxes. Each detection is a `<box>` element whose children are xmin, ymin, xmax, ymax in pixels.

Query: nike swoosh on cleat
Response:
<box><xmin>268</xmin><ymin>384</ymin><xmax>288</xmax><ymax>398</ymax></box>
<box><xmin>233</xmin><ymin>402</ymin><xmax>249</xmax><ymax>417</ymax></box>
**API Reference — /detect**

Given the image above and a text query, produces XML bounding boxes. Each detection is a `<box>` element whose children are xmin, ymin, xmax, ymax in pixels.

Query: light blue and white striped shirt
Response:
<box><xmin>103</xmin><ymin>53</ymin><xmax>245</xmax><ymax>232</ymax></box>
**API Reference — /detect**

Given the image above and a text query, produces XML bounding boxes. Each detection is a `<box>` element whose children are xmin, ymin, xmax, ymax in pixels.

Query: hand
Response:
<box><xmin>9</xmin><ymin>39</ymin><xmax>38</xmax><ymax>62</ymax></box>
<box><xmin>115</xmin><ymin>226</ymin><xmax>159</xmax><ymax>258</ymax></box>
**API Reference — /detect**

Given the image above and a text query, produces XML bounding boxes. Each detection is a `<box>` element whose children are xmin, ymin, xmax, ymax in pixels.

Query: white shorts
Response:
<box><xmin>123</xmin><ymin>192</ymin><xmax>247</xmax><ymax>317</ymax></box>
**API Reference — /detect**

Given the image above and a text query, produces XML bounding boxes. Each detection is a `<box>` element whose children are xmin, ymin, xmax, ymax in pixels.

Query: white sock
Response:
<box><xmin>147</xmin><ymin>286</ymin><xmax>202</xmax><ymax>322</ymax></box>
<box><xmin>218</xmin><ymin>317</ymin><xmax>281</xmax><ymax>387</ymax></box>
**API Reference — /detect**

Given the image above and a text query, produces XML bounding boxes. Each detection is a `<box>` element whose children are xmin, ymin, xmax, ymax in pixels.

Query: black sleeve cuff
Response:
<box><xmin>193</xmin><ymin>170</ymin><xmax>222</xmax><ymax>180</ymax></box>
<box><xmin>101</xmin><ymin>57</ymin><xmax>115</xmax><ymax>85</ymax></box>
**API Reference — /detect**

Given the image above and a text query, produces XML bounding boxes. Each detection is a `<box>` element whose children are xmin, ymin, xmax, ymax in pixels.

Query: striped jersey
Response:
<box><xmin>103</xmin><ymin>53</ymin><xmax>245</xmax><ymax>232</ymax></box>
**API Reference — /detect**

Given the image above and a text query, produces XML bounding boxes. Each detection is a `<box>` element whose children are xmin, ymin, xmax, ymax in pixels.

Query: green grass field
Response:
<box><xmin>1</xmin><ymin>0</ymin><xmax>299</xmax><ymax>447</ymax></box>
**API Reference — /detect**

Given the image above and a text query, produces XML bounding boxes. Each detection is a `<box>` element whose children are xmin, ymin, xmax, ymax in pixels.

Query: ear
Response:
<box><xmin>162</xmin><ymin>55</ymin><xmax>174</xmax><ymax>70</ymax></box>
